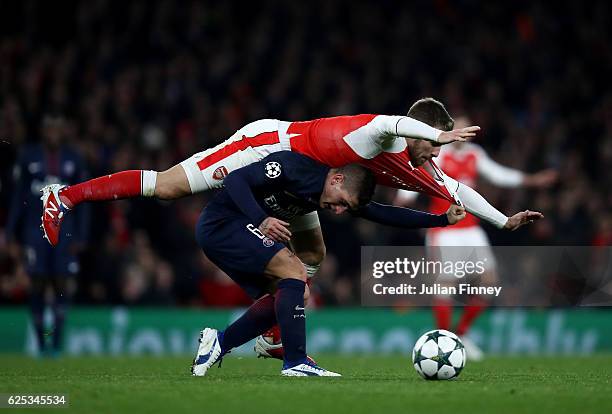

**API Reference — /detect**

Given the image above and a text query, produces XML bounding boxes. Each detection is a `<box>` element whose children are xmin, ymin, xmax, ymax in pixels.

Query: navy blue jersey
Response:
<box><xmin>6</xmin><ymin>144</ymin><xmax>89</xmax><ymax>275</ymax></box>
<box><xmin>205</xmin><ymin>152</ymin><xmax>327</xmax><ymax>225</ymax></box>
<box><xmin>204</xmin><ymin>151</ymin><xmax>449</xmax><ymax>229</ymax></box>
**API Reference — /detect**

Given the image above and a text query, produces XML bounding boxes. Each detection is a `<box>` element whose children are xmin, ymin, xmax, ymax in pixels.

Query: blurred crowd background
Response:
<box><xmin>1</xmin><ymin>0</ymin><xmax>611</xmax><ymax>307</ymax></box>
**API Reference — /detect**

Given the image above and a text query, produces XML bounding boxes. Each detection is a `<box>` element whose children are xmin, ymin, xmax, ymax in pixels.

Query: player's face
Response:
<box><xmin>320</xmin><ymin>174</ymin><xmax>359</xmax><ymax>215</ymax></box>
<box><xmin>407</xmin><ymin>139</ymin><xmax>441</xmax><ymax>167</ymax></box>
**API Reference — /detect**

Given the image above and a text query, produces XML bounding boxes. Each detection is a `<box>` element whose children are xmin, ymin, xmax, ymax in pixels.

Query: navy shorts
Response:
<box><xmin>196</xmin><ymin>210</ymin><xmax>286</xmax><ymax>299</ymax></box>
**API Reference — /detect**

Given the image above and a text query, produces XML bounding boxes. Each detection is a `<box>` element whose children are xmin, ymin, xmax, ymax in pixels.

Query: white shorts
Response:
<box><xmin>180</xmin><ymin>119</ymin><xmax>293</xmax><ymax>191</ymax></box>
<box><xmin>180</xmin><ymin>119</ymin><xmax>321</xmax><ymax>232</ymax></box>
<box><xmin>425</xmin><ymin>226</ymin><xmax>497</xmax><ymax>272</ymax></box>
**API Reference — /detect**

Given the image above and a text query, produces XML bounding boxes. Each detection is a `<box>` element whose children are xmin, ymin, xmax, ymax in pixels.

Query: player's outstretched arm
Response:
<box><xmin>355</xmin><ymin>201</ymin><xmax>462</xmax><ymax>228</ymax></box>
<box><xmin>475</xmin><ymin>146</ymin><xmax>558</xmax><ymax>189</ymax></box>
<box><xmin>442</xmin><ymin>174</ymin><xmax>508</xmax><ymax>228</ymax></box>
<box><xmin>443</xmin><ymin>174</ymin><xmax>543</xmax><ymax>231</ymax></box>
<box><xmin>521</xmin><ymin>169</ymin><xmax>558</xmax><ymax>188</ymax></box>
<box><xmin>371</xmin><ymin>116</ymin><xmax>479</xmax><ymax>144</ymax></box>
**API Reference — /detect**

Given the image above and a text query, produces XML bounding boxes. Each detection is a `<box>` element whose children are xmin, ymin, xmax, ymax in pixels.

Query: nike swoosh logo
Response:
<box><xmin>291</xmin><ymin>368</ymin><xmax>319</xmax><ymax>376</ymax></box>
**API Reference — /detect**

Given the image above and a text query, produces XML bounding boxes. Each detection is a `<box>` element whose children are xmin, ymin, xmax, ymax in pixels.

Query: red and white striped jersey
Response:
<box><xmin>285</xmin><ymin>115</ymin><xmax>454</xmax><ymax>202</ymax></box>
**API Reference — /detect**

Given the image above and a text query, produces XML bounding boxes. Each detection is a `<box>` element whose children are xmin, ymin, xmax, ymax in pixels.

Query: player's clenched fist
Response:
<box><xmin>446</xmin><ymin>204</ymin><xmax>466</xmax><ymax>225</ymax></box>
<box><xmin>259</xmin><ymin>217</ymin><xmax>292</xmax><ymax>242</ymax></box>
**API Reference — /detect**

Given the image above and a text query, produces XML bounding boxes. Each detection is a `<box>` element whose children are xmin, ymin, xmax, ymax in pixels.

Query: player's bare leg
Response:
<box><xmin>291</xmin><ymin>226</ymin><xmax>326</xmax><ymax>277</ymax></box>
<box><xmin>154</xmin><ymin>164</ymin><xmax>192</xmax><ymax>200</ymax></box>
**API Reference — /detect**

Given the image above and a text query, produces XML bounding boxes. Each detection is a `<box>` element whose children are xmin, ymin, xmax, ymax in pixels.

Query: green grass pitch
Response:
<box><xmin>1</xmin><ymin>355</ymin><xmax>611</xmax><ymax>414</ymax></box>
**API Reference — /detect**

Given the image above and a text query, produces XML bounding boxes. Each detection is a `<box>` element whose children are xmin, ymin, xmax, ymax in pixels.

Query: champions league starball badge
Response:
<box><xmin>264</xmin><ymin>162</ymin><xmax>282</xmax><ymax>178</ymax></box>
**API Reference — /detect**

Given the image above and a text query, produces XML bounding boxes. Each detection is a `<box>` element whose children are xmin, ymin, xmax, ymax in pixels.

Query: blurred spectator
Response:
<box><xmin>1</xmin><ymin>1</ymin><xmax>611</xmax><ymax>306</ymax></box>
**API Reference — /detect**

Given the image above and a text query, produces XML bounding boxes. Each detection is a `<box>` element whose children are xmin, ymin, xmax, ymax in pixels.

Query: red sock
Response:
<box><xmin>455</xmin><ymin>297</ymin><xmax>488</xmax><ymax>336</ymax></box>
<box><xmin>433</xmin><ymin>297</ymin><xmax>453</xmax><ymax>330</ymax></box>
<box><xmin>59</xmin><ymin>170</ymin><xmax>142</xmax><ymax>209</ymax></box>
<box><xmin>262</xmin><ymin>324</ymin><xmax>282</xmax><ymax>344</ymax></box>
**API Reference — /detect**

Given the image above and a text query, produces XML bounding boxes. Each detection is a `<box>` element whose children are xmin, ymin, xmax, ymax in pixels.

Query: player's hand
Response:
<box><xmin>446</xmin><ymin>204</ymin><xmax>466</xmax><ymax>225</ymax></box>
<box><xmin>523</xmin><ymin>169</ymin><xmax>558</xmax><ymax>188</ymax></box>
<box><xmin>503</xmin><ymin>210</ymin><xmax>544</xmax><ymax>231</ymax></box>
<box><xmin>259</xmin><ymin>217</ymin><xmax>292</xmax><ymax>242</ymax></box>
<box><xmin>437</xmin><ymin>126</ymin><xmax>481</xmax><ymax>144</ymax></box>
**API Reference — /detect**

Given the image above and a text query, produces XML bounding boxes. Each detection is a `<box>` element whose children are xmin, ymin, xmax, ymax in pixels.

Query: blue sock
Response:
<box><xmin>220</xmin><ymin>294</ymin><xmax>276</xmax><ymax>354</ymax></box>
<box><xmin>52</xmin><ymin>294</ymin><xmax>67</xmax><ymax>352</ymax></box>
<box><xmin>30</xmin><ymin>280</ymin><xmax>46</xmax><ymax>353</ymax></box>
<box><xmin>274</xmin><ymin>279</ymin><xmax>306</xmax><ymax>366</ymax></box>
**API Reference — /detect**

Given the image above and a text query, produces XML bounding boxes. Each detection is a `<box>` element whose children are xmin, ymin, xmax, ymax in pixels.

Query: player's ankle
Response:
<box><xmin>58</xmin><ymin>189</ymin><xmax>74</xmax><ymax>209</ymax></box>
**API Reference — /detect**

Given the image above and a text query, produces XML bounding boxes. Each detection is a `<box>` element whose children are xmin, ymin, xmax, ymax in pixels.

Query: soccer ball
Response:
<box><xmin>412</xmin><ymin>329</ymin><xmax>466</xmax><ymax>380</ymax></box>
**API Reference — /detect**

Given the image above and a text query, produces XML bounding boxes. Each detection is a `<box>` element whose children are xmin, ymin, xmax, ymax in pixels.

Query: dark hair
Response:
<box><xmin>336</xmin><ymin>164</ymin><xmax>376</xmax><ymax>208</ymax></box>
<box><xmin>407</xmin><ymin>97</ymin><xmax>455</xmax><ymax>131</ymax></box>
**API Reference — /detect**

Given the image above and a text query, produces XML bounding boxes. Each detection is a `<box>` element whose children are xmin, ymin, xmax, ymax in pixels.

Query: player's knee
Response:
<box><xmin>267</xmin><ymin>249</ymin><xmax>308</xmax><ymax>281</ymax></box>
<box><xmin>283</xmin><ymin>265</ymin><xmax>308</xmax><ymax>283</ymax></box>
<box><xmin>282</xmin><ymin>257</ymin><xmax>308</xmax><ymax>282</ymax></box>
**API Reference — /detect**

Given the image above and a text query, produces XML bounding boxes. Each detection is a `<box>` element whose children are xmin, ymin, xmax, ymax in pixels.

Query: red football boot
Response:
<box><xmin>40</xmin><ymin>184</ymin><xmax>69</xmax><ymax>246</ymax></box>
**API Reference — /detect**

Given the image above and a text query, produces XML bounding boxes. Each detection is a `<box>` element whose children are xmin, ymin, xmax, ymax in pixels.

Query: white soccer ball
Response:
<box><xmin>412</xmin><ymin>329</ymin><xmax>466</xmax><ymax>380</ymax></box>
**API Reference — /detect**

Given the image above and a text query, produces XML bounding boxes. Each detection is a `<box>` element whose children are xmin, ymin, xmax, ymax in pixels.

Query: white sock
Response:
<box><xmin>303</xmin><ymin>263</ymin><xmax>321</xmax><ymax>279</ymax></box>
<box><xmin>141</xmin><ymin>170</ymin><xmax>158</xmax><ymax>197</ymax></box>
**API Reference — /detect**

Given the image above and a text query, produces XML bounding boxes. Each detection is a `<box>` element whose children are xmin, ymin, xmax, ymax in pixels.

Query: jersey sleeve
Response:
<box><xmin>222</xmin><ymin>152</ymin><xmax>300</xmax><ymax>226</ymax></box>
<box><xmin>474</xmin><ymin>145</ymin><xmax>525</xmax><ymax>187</ymax></box>
<box><xmin>442</xmin><ymin>174</ymin><xmax>508</xmax><ymax>228</ymax></box>
<box><xmin>341</xmin><ymin>115</ymin><xmax>443</xmax><ymax>160</ymax></box>
<box><xmin>354</xmin><ymin>201</ymin><xmax>448</xmax><ymax>228</ymax></box>
<box><xmin>374</xmin><ymin>115</ymin><xmax>442</xmax><ymax>142</ymax></box>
